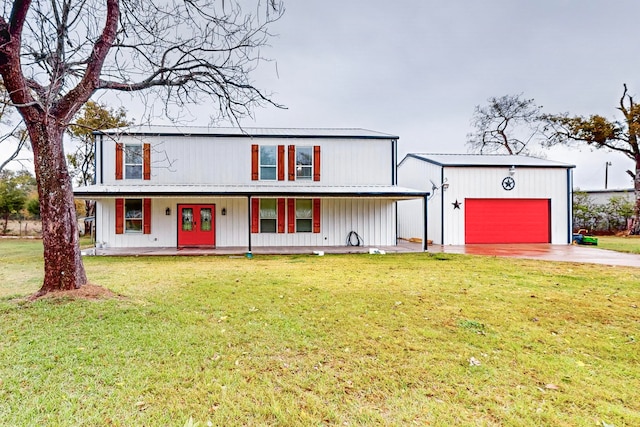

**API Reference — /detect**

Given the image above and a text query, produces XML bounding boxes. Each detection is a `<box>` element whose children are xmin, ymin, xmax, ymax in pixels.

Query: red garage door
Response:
<box><xmin>465</xmin><ymin>199</ymin><xmax>550</xmax><ymax>244</ymax></box>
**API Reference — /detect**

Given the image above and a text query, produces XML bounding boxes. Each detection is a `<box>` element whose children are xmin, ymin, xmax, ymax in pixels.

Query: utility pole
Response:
<box><xmin>605</xmin><ymin>161</ymin><xmax>612</xmax><ymax>189</ymax></box>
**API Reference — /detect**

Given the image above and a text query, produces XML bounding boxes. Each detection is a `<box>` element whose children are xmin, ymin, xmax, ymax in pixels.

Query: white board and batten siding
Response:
<box><xmin>97</xmin><ymin>134</ymin><xmax>394</xmax><ymax>186</ymax></box>
<box><xmin>397</xmin><ymin>154</ymin><xmax>574</xmax><ymax>245</ymax></box>
<box><xmin>95</xmin><ymin>197</ymin><xmax>397</xmax><ymax>248</ymax></box>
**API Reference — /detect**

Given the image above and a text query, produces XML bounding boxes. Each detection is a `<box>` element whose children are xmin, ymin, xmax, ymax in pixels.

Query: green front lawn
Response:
<box><xmin>596</xmin><ymin>235</ymin><xmax>640</xmax><ymax>254</ymax></box>
<box><xmin>1</xmin><ymin>239</ymin><xmax>639</xmax><ymax>426</ymax></box>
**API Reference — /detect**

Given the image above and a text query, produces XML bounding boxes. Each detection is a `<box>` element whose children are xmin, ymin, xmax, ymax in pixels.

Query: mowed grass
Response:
<box><xmin>0</xmin><ymin>240</ymin><xmax>639</xmax><ymax>426</ymax></box>
<box><xmin>597</xmin><ymin>235</ymin><xmax>640</xmax><ymax>254</ymax></box>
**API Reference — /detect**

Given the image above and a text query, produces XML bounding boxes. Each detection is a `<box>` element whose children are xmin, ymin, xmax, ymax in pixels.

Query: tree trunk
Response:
<box><xmin>633</xmin><ymin>155</ymin><xmax>640</xmax><ymax>235</ymax></box>
<box><xmin>28</xmin><ymin>122</ymin><xmax>87</xmax><ymax>296</ymax></box>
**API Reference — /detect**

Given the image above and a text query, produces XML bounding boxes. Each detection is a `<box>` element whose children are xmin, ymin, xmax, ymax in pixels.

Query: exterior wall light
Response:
<box><xmin>221</xmin><ymin>208</ymin><xmax>227</xmax><ymax>216</ymax></box>
<box><xmin>165</xmin><ymin>207</ymin><xmax>171</xmax><ymax>216</ymax></box>
<box><xmin>509</xmin><ymin>166</ymin><xmax>516</xmax><ymax>176</ymax></box>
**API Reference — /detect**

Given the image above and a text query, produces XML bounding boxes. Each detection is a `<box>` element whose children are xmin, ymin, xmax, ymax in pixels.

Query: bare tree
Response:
<box><xmin>544</xmin><ymin>84</ymin><xmax>640</xmax><ymax>233</ymax></box>
<box><xmin>0</xmin><ymin>0</ymin><xmax>284</xmax><ymax>295</ymax></box>
<box><xmin>0</xmin><ymin>81</ymin><xmax>29</xmax><ymax>171</ymax></box>
<box><xmin>467</xmin><ymin>94</ymin><xmax>543</xmax><ymax>155</ymax></box>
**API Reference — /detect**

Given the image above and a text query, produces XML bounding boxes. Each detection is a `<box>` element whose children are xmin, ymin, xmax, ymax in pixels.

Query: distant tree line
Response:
<box><xmin>573</xmin><ymin>191</ymin><xmax>634</xmax><ymax>234</ymax></box>
<box><xmin>0</xmin><ymin>169</ymin><xmax>38</xmax><ymax>235</ymax></box>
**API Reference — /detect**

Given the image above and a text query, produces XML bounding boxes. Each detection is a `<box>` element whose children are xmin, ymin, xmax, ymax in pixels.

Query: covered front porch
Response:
<box><xmin>74</xmin><ymin>183</ymin><xmax>430</xmax><ymax>251</ymax></box>
<box><xmin>81</xmin><ymin>239</ymin><xmax>424</xmax><ymax>256</ymax></box>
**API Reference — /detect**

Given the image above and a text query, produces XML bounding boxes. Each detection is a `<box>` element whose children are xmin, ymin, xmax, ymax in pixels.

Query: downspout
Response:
<box><xmin>440</xmin><ymin>167</ymin><xmax>445</xmax><ymax>245</ymax></box>
<box><xmin>98</xmin><ymin>134</ymin><xmax>103</xmax><ymax>184</ymax></box>
<box><xmin>391</xmin><ymin>139</ymin><xmax>397</xmax><ymax>185</ymax></box>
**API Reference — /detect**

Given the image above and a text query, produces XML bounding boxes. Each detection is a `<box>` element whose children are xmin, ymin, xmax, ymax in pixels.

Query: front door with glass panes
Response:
<box><xmin>177</xmin><ymin>204</ymin><xmax>215</xmax><ymax>247</ymax></box>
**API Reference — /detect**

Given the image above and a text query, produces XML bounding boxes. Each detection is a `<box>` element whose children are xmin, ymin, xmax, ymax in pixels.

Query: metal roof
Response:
<box><xmin>94</xmin><ymin>125</ymin><xmax>399</xmax><ymax>140</ymax></box>
<box><xmin>580</xmin><ymin>188</ymin><xmax>634</xmax><ymax>194</ymax></box>
<box><xmin>73</xmin><ymin>184</ymin><xmax>428</xmax><ymax>199</ymax></box>
<box><xmin>402</xmin><ymin>153</ymin><xmax>575</xmax><ymax>168</ymax></box>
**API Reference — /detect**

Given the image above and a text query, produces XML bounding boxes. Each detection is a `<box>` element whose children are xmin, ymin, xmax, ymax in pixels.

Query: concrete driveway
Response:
<box><xmin>428</xmin><ymin>243</ymin><xmax>640</xmax><ymax>268</ymax></box>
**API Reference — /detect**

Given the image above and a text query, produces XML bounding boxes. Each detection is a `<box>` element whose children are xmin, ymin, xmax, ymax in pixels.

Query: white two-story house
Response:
<box><xmin>74</xmin><ymin>126</ymin><xmax>428</xmax><ymax>251</ymax></box>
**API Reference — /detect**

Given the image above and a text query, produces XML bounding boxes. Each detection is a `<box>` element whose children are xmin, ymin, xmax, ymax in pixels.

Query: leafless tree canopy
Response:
<box><xmin>0</xmin><ymin>81</ymin><xmax>28</xmax><ymax>171</ymax></box>
<box><xmin>467</xmin><ymin>94</ymin><xmax>543</xmax><ymax>155</ymax></box>
<box><xmin>2</xmin><ymin>0</ymin><xmax>284</xmax><ymax>125</ymax></box>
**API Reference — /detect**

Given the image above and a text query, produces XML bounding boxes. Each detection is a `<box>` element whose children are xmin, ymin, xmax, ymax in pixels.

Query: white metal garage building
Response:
<box><xmin>397</xmin><ymin>154</ymin><xmax>575</xmax><ymax>245</ymax></box>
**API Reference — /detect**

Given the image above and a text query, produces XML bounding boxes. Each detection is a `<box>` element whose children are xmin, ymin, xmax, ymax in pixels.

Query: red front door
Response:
<box><xmin>178</xmin><ymin>204</ymin><xmax>216</xmax><ymax>247</ymax></box>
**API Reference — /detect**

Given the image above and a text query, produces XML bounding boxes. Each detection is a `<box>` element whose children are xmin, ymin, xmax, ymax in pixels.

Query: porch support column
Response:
<box><xmin>423</xmin><ymin>194</ymin><xmax>428</xmax><ymax>252</ymax></box>
<box><xmin>247</xmin><ymin>196</ymin><xmax>252</xmax><ymax>252</ymax></box>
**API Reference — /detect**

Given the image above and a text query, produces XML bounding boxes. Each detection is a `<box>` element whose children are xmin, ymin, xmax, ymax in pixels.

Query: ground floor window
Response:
<box><xmin>116</xmin><ymin>198</ymin><xmax>151</xmax><ymax>235</ymax></box>
<box><xmin>295</xmin><ymin>199</ymin><xmax>313</xmax><ymax>232</ymax></box>
<box><xmin>252</xmin><ymin>197</ymin><xmax>320</xmax><ymax>234</ymax></box>
<box><xmin>260</xmin><ymin>199</ymin><xmax>277</xmax><ymax>233</ymax></box>
<box><xmin>124</xmin><ymin>199</ymin><xmax>143</xmax><ymax>233</ymax></box>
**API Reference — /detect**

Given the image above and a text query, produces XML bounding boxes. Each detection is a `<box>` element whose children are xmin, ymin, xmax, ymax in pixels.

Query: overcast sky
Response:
<box><xmin>5</xmin><ymin>0</ymin><xmax>640</xmax><ymax>190</ymax></box>
<box><xmin>236</xmin><ymin>0</ymin><xmax>640</xmax><ymax>190</ymax></box>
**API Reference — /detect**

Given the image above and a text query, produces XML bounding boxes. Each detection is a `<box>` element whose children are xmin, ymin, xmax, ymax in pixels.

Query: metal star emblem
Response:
<box><xmin>502</xmin><ymin>176</ymin><xmax>515</xmax><ymax>191</ymax></box>
<box><xmin>452</xmin><ymin>199</ymin><xmax>461</xmax><ymax>209</ymax></box>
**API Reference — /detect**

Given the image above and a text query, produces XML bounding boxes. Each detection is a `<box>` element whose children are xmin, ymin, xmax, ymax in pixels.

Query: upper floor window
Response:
<box><xmin>251</xmin><ymin>144</ymin><xmax>317</xmax><ymax>182</ymax></box>
<box><xmin>252</xmin><ymin>144</ymin><xmax>284</xmax><ymax>181</ymax></box>
<box><xmin>116</xmin><ymin>142</ymin><xmax>150</xmax><ymax>180</ymax></box>
<box><xmin>296</xmin><ymin>147</ymin><xmax>313</xmax><ymax>180</ymax></box>
<box><xmin>125</xmin><ymin>144</ymin><xmax>143</xmax><ymax>179</ymax></box>
<box><xmin>259</xmin><ymin>146</ymin><xmax>277</xmax><ymax>180</ymax></box>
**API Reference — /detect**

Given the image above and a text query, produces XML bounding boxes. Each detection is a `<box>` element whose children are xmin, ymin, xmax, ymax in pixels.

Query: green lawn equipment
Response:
<box><xmin>572</xmin><ymin>229</ymin><xmax>598</xmax><ymax>245</ymax></box>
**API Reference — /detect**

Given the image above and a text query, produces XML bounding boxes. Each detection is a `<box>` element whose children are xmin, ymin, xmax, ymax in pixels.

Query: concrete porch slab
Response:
<box><xmin>81</xmin><ymin>240</ymin><xmax>424</xmax><ymax>257</ymax></box>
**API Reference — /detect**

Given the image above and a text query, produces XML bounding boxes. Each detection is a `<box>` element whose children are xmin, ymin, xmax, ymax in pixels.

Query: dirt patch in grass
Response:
<box><xmin>28</xmin><ymin>283</ymin><xmax>124</xmax><ymax>301</ymax></box>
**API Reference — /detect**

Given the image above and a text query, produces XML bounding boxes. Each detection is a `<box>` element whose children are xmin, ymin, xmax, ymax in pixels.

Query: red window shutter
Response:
<box><xmin>115</xmin><ymin>143</ymin><xmax>123</xmax><ymax>180</ymax></box>
<box><xmin>313</xmin><ymin>146</ymin><xmax>321</xmax><ymax>181</ymax></box>
<box><xmin>287</xmin><ymin>199</ymin><xmax>295</xmax><ymax>233</ymax></box>
<box><xmin>288</xmin><ymin>145</ymin><xmax>295</xmax><ymax>181</ymax></box>
<box><xmin>277</xmin><ymin>198</ymin><xmax>285</xmax><ymax>233</ymax></box>
<box><xmin>251</xmin><ymin>144</ymin><xmax>259</xmax><ymax>180</ymax></box>
<box><xmin>143</xmin><ymin>143</ymin><xmax>151</xmax><ymax>180</ymax></box>
<box><xmin>143</xmin><ymin>198</ymin><xmax>152</xmax><ymax>234</ymax></box>
<box><xmin>313</xmin><ymin>198</ymin><xmax>321</xmax><ymax>233</ymax></box>
<box><xmin>277</xmin><ymin>145</ymin><xmax>285</xmax><ymax>181</ymax></box>
<box><xmin>115</xmin><ymin>198</ymin><xmax>124</xmax><ymax>234</ymax></box>
<box><xmin>251</xmin><ymin>198</ymin><xmax>260</xmax><ymax>233</ymax></box>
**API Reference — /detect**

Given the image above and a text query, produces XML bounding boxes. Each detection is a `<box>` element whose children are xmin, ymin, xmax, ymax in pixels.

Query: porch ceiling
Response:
<box><xmin>74</xmin><ymin>184</ymin><xmax>429</xmax><ymax>200</ymax></box>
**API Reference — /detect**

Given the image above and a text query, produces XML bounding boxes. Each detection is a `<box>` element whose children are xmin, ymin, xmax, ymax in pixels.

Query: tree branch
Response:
<box><xmin>53</xmin><ymin>0</ymin><xmax>120</xmax><ymax>123</ymax></box>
